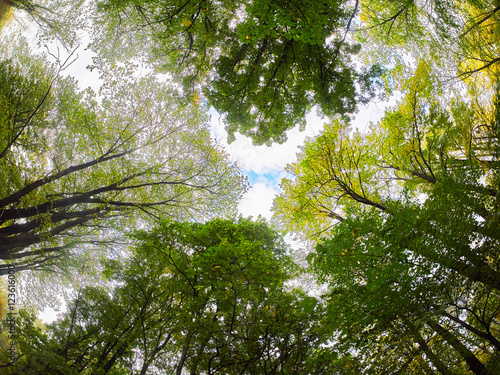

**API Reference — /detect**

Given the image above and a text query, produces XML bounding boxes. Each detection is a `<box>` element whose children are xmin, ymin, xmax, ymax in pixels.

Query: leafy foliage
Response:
<box><xmin>93</xmin><ymin>0</ymin><xmax>384</xmax><ymax>144</ymax></box>
<box><xmin>4</xmin><ymin>0</ymin><xmax>87</xmax><ymax>50</ymax></box>
<box><xmin>0</xmin><ymin>43</ymin><xmax>246</xmax><ymax>274</ymax></box>
<box><xmin>2</xmin><ymin>0</ymin><xmax>500</xmax><ymax>373</ymax></box>
<box><xmin>5</xmin><ymin>218</ymin><xmax>332</xmax><ymax>374</ymax></box>
<box><xmin>273</xmin><ymin>58</ymin><xmax>500</xmax><ymax>373</ymax></box>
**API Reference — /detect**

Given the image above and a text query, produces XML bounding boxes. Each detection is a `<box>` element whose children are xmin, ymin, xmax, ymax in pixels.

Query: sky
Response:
<box><xmin>209</xmin><ymin>99</ymin><xmax>392</xmax><ymax>221</ymax></box>
<box><xmin>210</xmin><ymin>110</ymin><xmax>325</xmax><ymax>220</ymax></box>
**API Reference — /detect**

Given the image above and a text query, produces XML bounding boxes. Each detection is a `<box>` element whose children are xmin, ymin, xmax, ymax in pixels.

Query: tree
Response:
<box><xmin>2</xmin><ymin>0</ymin><xmax>87</xmax><ymax>50</ymax></box>
<box><xmin>0</xmin><ymin>44</ymin><xmax>247</xmax><ymax>275</ymax></box>
<box><xmin>5</xmin><ymin>218</ymin><xmax>333</xmax><ymax>374</ymax></box>
<box><xmin>131</xmin><ymin>218</ymin><xmax>328</xmax><ymax>375</ymax></box>
<box><xmin>274</xmin><ymin>61</ymin><xmax>500</xmax><ymax>284</ymax></box>
<box><xmin>455</xmin><ymin>0</ymin><xmax>500</xmax><ymax>80</ymax></box>
<box><xmin>309</xmin><ymin>207</ymin><xmax>500</xmax><ymax>374</ymax></box>
<box><xmin>357</xmin><ymin>0</ymin><xmax>500</xmax><ymax>84</ymax></box>
<box><xmin>272</xmin><ymin>61</ymin><xmax>500</xmax><ymax>372</ymax></box>
<box><xmin>92</xmin><ymin>0</ymin><xmax>383</xmax><ymax>145</ymax></box>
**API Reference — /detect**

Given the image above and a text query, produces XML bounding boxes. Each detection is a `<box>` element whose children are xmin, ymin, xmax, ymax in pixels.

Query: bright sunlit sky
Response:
<box><xmin>210</xmin><ymin>100</ymin><xmax>390</xmax><ymax>221</ymax></box>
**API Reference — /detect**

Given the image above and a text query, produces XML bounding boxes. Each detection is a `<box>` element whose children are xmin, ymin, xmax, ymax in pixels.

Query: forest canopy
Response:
<box><xmin>0</xmin><ymin>0</ymin><xmax>500</xmax><ymax>374</ymax></box>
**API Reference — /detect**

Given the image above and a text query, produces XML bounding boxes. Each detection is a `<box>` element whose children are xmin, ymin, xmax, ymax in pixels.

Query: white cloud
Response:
<box><xmin>210</xmin><ymin>109</ymin><xmax>327</xmax><ymax>174</ymax></box>
<box><xmin>210</xmin><ymin>100</ymin><xmax>396</xmax><ymax>221</ymax></box>
<box><xmin>238</xmin><ymin>182</ymin><xmax>278</xmax><ymax>221</ymax></box>
<box><xmin>39</xmin><ymin>307</ymin><xmax>60</xmax><ymax>324</ymax></box>
<box><xmin>351</xmin><ymin>96</ymin><xmax>401</xmax><ymax>133</ymax></box>
<box><xmin>209</xmin><ymin>110</ymin><xmax>327</xmax><ymax>220</ymax></box>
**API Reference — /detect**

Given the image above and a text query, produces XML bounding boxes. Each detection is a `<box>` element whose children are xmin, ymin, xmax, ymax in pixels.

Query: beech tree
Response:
<box><xmin>4</xmin><ymin>218</ymin><xmax>332</xmax><ymax>374</ymax></box>
<box><xmin>358</xmin><ymin>0</ymin><xmax>500</xmax><ymax>82</ymax></box>
<box><xmin>1</xmin><ymin>0</ymin><xmax>87</xmax><ymax>49</ymax></box>
<box><xmin>273</xmin><ymin>61</ymin><xmax>500</xmax><ymax>372</ymax></box>
<box><xmin>2</xmin><ymin>0</ymin><xmax>500</xmax><ymax>372</ymax></box>
<box><xmin>92</xmin><ymin>0</ymin><xmax>383</xmax><ymax>145</ymax></box>
<box><xmin>0</xmin><ymin>46</ymin><xmax>246</xmax><ymax>275</ymax></box>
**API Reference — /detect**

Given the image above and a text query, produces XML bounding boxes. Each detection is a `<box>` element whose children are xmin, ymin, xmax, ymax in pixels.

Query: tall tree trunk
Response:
<box><xmin>426</xmin><ymin>318</ymin><xmax>490</xmax><ymax>375</ymax></box>
<box><xmin>103</xmin><ymin>343</ymin><xmax>129</xmax><ymax>374</ymax></box>
<box><xmin>405</xmin><ymin>320</ymin><xmax>454</xmax><ymax>375</ymax></box>
<box><xmin>176</xmin><ymin>332</ymin><xmax>193</xmax><ymax>375</ymax></box>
